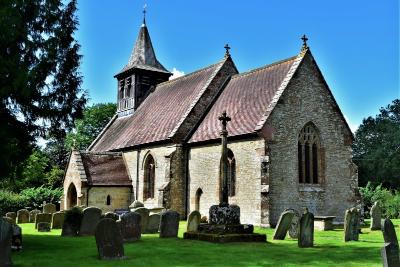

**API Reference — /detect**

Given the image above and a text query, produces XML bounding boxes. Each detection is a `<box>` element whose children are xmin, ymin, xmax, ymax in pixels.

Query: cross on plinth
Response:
<box><xmin>224</xmin><ymin>44</ymin><xmax>231</xmax><ymax>57</ymax></box>
<box><xmin>219</xmin><ymin>111</ymin><xmax>231</xmax><ymax>205</ymax></box>
<box><xmin>301</xmin><ymin>34</ymin><xmax>308</xmax><ymax>51</ymax></box>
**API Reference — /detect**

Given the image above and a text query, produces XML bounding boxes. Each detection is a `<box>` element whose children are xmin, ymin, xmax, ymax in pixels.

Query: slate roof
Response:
<box><xmin>189</xmin><ymin>54</ymin><xmax>302</xmax><ymax>143</ymax></box>
<box><xmin>80</xmin><ymin>152</ymin><xmax>131</xmax><ymax>186</ymax></box>
<box><xmin>90</xmin><ymin>59</ymin><xmax>226</xmax><ymax>152</ymax></box>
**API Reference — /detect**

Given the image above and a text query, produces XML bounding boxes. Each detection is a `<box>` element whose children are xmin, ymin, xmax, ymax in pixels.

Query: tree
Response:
<box><xmin>0</xmin><ymin>0</ymin><xmax>86</xmax><ymax>180</ymax></box>
<box><xmin>353</xmin><ymin>99</ymin><xmax>400</xmax><ymax>188</ymax></box>
<box><xmin>65</xmin><ymin>103</ymin><xmax>116</xmax><ymax>151</ymax></box>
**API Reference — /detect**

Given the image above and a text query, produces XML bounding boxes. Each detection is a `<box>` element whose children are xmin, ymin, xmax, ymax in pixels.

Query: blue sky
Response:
<box><xmin>75</xmin><ymin>0</ymin><xmax>399</xmax><ymax>132</ymax></box>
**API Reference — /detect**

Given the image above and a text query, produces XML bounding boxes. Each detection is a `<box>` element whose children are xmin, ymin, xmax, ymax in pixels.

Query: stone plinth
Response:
<box><xmin>209</xmin><ymin>204</ymin><xmax>240</xmax><ymax>225</ymax></box>
<box><xmin>314</xmin><ymin>216</ymin><xmax>336</xmax><ymax>231</ymax></box>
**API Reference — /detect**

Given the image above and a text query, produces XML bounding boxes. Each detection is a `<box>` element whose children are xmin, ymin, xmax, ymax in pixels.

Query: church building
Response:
<box><xmin>62</xmin><ymin>15</ymin><xmax>359</xmax><ymax>226</ymax></box>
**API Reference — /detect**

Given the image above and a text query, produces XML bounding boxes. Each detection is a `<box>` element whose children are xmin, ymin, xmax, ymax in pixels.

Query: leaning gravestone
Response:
<box><xmin>344</xmin><ymin>207</ymin><xmax>360</xmax><ymax>242</ymax></box>
<box><xmin>381</xmin><ymin>218</ymin><xmax>400</xmax><ymax>267</ymax></box>
<box><xmin>159</xmin><ymin>210</ymin><xmax>180</xmax><ymax>238</ymax></box>
<box><xmin>11</xmin><ymin>224</ymin><xmax>22</xmax><ymax>251</ymax></box>
<box><xmin>134</xmin><ymin>207</ymin><xmax>150</xmax><ymax>234</ymax></box>
<box><xmin>0</xmin><ymin>218</ymin><xmax>13</xmax><ymax>267</ymax></box>
<box><xmin>43</xmin><ymin>203</ymin><xmax>56</xmax><ymax>214</ymax></box>
<box><xmin>119</xmin><ymin>212</ymin><xmax>141</xmax><ymax>242</ymax></box>
<box><xmin>5</xmin><ymin>212</ymin><xmax>16</xmax><ymax>224</ymax></box>
<box><xmin>104</xmin><ymin>212</ymin><xmax>119</xmax><ymax>221</ymax></box>
<box><xmin>79</xmin><ymin>207</ymin><xmax>102</xmax><ymax>236</ymax></box>
<box><xmin>147</xmin><ymin>214</ymin><xmax>161</xmax><ymax>233</ymax></box>
<box><xmin>35</xmin><ymin>213</ymin><xmax>52</xmax><ymax>229</ymax></box>
<box><xmin>187</xmin><ymin>211</ymin><xmax>201</xmax><ymax>232</ymax></box>
<box><xmin>38</xmin><ymin>222</ymin><xmax>51</xmax><ymax>232</ymax></box>
<box><xmin>17</xmin><ymin>209</ymin><xmax>30</xmax><ymax>224</ymax></box>
<box><xmin>95</xmin><ymin>218</ymin><xmax>125</xmax><ymax>260</ymax></box>
<box><xmin>273</xmin><ymin>210</ymin><xmax>295</xmax><ymax>240</ymax></box>
<box><xmin>29</xmin><ymin>209</ymin><xmax>41</xmax><ymax>223</ymax></box>
<box><xmin>370</xmin><ymin>201</ymin><xmax>382</xmax><ymax>230</ymax></box>
<box><xmin>298</xmin><ymin>209</ymin><xmax>314</xmax><ymax>248</ymax></box>
<box><xmin>61</xmin><ymin>207</ymin><xmax>83</xmax><ymax>236</ymax></box>
<box><xmin>52</xmin><ymin>212</ymin><xmax>65</xmax><ymax>229</ymax></box>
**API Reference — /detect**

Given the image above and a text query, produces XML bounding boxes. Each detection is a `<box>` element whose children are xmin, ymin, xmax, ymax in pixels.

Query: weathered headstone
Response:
<box><xmin>381</xmin><ymin>219</ymin><xmax>400</xmax><ymax>267</ymax></box>
<box><xmin>29</xmin><ymin>209</ymin><xmax>40</xmax><ymax>223</ymax></box>
<box><xmin>43</xmin><ymin>203</ymin><xmax>56</xmax><ymax>214</ymax></box>
<box><xmin>129</xmin><ymin>200</ymin><xmax>144</xmax><ymax>210</ymax></box>
<box><xmin>17</xmin><ymin>209</ymin><xmax>30</xmax><ymax>224</ymax></box>
<box><xmin>298</xmin><ymin>209</ymin><xmax>314</xmax><ymax>248</ymax></box>
<box><xmin>11</xmin><ymin>224</ymin><xmax>22</xmax><ymax>251</ymax></box>
<box><xmin>35</xmin><ymin>213</ymin><xmax>52</xmax><ymax>229</ymax></box>
<box><xmin>38</xmin><ymin>222</ymin><xmax>51</xmax><ymax>232</ymax></box>
<box><xmin>52</xmin><ymin>212</ymin><xmax>65</xmax><ymax>229</ymax></box>
<box><xmin>187</xmin><ymin>211</ymin><xmax>201</xmax><ymax>232</ymax></box>
<box><xmin>0</xmin><ymin>218</ymin><xmax>13</xmax><ymax>267</ymax></box>
<box><xmin>61</xmin><ymin>207</ymin><xmax>83</xmax><ymax>236</ymax></box>
<box><xmin>273</xmin><ymin>210</ymin><xmax>295</xmax><ymax>240</ymax></box>
<box><xmin>370</xmin><ymin>201</ymin><xmax>382</xmax><ymax>230</ymax></box>
<box><xmin>200</xmin><ymin>216</ymin><xmax>208</xmax><ymax>223</ymax></box>
<box><xmin>159</xmin><ymin>210</ymin><xmax>180</xmax><ymax>238</ymax></box>
<box><xmin>3</xmin><ymin>217</ymin><xmax>15</xmax><ymax>225</ymax></box>
<box><xmin>287</xmin><ymin>209</ymin><xmax>301</xmax><ymax>238</ymax></box>
<box><xmin>119</xmin><ymin>212</ymin><xmax>141</xmax><ymax>242</ymax></box>
<box><xmin>104</xmin><ymin>212</ymin><xmax>119</xmax><ymax>221</ymax></box>
<box><xmin>95</xmin><ymin>218</ymin><xmax>125</xmax><ymax>260</ymax></box>
<box><xmin>147</xmin><ymin>214</ymin><xmax>161</xmax><ymax>233</ymax></box>
<box><xmin>133</xmin><ymin>207</ymin><xmax>149</xmax><ymax>234</ymax></box>
<box><xmin>344</xmin><ymin>207</ymin><xmax>360</xmax><ymax>241</ymax></box>
<box><xmin>5</xmin><ymin>212</ymin><xmax>16</xmax><ymax>224</ymax></box>
<box><xmin>79</xmin><ymin>207</ymin><xmax>102</xmax><ymax>236</ymax></box>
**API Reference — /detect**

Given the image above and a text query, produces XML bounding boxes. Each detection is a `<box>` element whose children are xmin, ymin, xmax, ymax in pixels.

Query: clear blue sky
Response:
<box><xmin>75</xmin><ymin>0</ymin><xmax>399</xmax><ymax>132</ymax></box>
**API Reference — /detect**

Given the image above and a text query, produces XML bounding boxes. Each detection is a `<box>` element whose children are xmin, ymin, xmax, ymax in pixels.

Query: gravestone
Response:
<box><xmin>344</xmin><ymin>207</ymin><xmax>360</xmax><ymax>241</ymax></box>
<box><xmin>38</xmin><ymin>222</ymin><xmax>51</xmax><ymax>232</ymax></box>
<box><xmin>119</xmin><ymin>212</ymin><xmax>141</xmax><ymax>242</ymax></box>
<box><xmin>381</xmin><ymin>218</ymin><xmax>400</xmax><ymax>267</ymax></box>
<box><xmin>129</xmin><ymin>200</ymin><xmax>144</xmax><ymax>210</ymax></box>
<box><xmin>104</xmin><ymin>212</ymin><xmax>119</xmax><ymax>221</ymax></box>
<box><xmin>95</xmin><ymin>218</ymin><xmax>125</xmax><ymax>260</ymax></box>
<box><xmin>273</xmin><ymin>210</ymin><xmax>295</xmax><ymax>240</ymax></box>
<box><xmin>286</xmin><ymin>209</ymin><xmax>301</xmax><ymax>238</ymax></box>
<box><xmin>3</xmin><ymin>217</ymin><xmax>15</xmax><ymax>225</ymax></box>
<box><xmin>0</xmin><ymin>218</ymin><xmax>13</xmax><ymax>267</ymax></box>
<box><xmin>147</xmin><ymin>214</ymin><xmax>161</xmax><ymax>233</ymax></box>
<box><xmin>52</xmin><ymin>212</ymin><xmax>65</xmax><ymax>229</ymax></box>
<box><xmin>79</xmin><ymin>207</ymin><xmax>102</xmax><ymax>236</ymax></box>
<box><xmin>159</xmin><ymin>210</ymin><xmax>180</xmax><ymax>238</ymax></box>
<box><xmin>11</xmin><ymin>224</ymin><xmax>22</xmax><ymax>251</ymax></box>
<box><xmin>61</xmin><ymin>207</ymin><xmax>83</xmax><ymax>236</ymax></box>
<box><xmin>200</xmin><ymin>216</ymin><xmax>208</xmax><ymax>223</ymax></box>
<box><xmin>298</xmin><ymin>209</ymin><xmax>314</xmax><ymax>248</ymax></box>
<box><xmin>370</xmin><ymin>201</ymin><xmax>382</xmax><ymax>230</ymax></box>
<box><xmin>5</xmin><ymin>212</ymin><xmax>16</xmax><ymax>224</ymax></box>
<box><xmin>43</xmin><ymin>203</ymin><xmax>56</xmax><ymax>214</ymax></box>
<box><xmin>35</xmin><ymin>213</ymin><xmax>52</xmax><ymax>229</ymax></box>
<box><xmin>29</xmin><ymin>209</ymin><xmax>40</xmax><ymax>223</ymax></box>
<box><xmin>17</xmin><ymin>209</ymin><xmax>30</xmax><ymax>224</ymax></box>
<box><xmin>187</xmin><ymin>211</ymin><xmax>201</xmax><ymax>232</ymax></box>
<box><xmin>133</xmin><ymin>207</ymin><xmax>149</xmax><ymax>234</ymax></box>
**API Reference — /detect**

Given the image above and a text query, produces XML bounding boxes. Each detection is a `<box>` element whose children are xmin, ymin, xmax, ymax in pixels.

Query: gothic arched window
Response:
<box><xmin>119</xmin><ymin>80</ymin><xmax>125</xmax><ymax>100</ymax></box>
<box><xmin>143</xmin><ymin>154</ymin><xmax>155</xmax><ymax>199</ymax></box>
<box><xmin>227</xmin><ymin>149</ymin><xmax>236</xmax><ymax>197</ymax></box>
<box><xmin>106</xmin><ymin>195</ymin><xmax>111</xmax><ymax>206</ymax></box>
<box><xmin>298</xmin><ymin>122</ymin><xmax>321</xmax><ymax>184</ymax></box>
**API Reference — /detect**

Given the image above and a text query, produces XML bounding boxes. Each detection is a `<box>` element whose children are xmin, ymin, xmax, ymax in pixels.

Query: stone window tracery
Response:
<box><xmin>298</xmin><ymin>122</ymin><xmax>320</xmax><ymax>184</ymax></box>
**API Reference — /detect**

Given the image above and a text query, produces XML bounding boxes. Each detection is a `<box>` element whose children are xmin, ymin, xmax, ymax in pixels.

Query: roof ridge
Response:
<box><xmin>232</xmin><ymin>55</ymin><xmax>298</xmax><ymax>80</ymax></box>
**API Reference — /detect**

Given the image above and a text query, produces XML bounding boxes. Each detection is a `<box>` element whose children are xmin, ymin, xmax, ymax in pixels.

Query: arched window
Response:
<box><xmin>298</xmin><ymin>122</ymin><xmax>321</xmax><ymax>184</ymax></box>
<box><xmin>119</xmin><ymin>80</ymin><xmax>125</xmax><ymax>99</ymax></box>
<box><xmin>227</xmin><ymin>149</ymin><xmax>236</xmax><ymax>196</ymax></box>
<box><xmin>143</xmin><ymin>154</ymin><xmax>155</xmax><ymax>199</ymax></box>
<box><xmin>106</xmin><ymin>195</ymin><xmax>111</xmax><ymax>206</ymax></box>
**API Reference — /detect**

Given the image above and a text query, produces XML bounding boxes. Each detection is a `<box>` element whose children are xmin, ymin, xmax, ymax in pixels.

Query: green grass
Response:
<box><xmin>12</xmin><ymin>220</ymin><xmax>397</xmax><ymax>267</ymax></box>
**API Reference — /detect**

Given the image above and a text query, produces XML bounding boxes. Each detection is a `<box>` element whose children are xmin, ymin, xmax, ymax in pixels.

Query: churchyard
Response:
<box><xmin>7</xmin><ymin>219</ymin><xmax>398</xmax><ymax>266</ymax></box>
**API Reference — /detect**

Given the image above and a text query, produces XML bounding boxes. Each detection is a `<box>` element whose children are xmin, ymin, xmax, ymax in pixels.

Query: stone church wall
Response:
<box><xmin>266</xmin><ymin>53</ymin><xmax>357</xmax><ymax>226</ymax></box>
<box><xmin>62</xmin><ymin>151</ymin><xmax>85</xmax><ymax>210</ymax></box>
<box><xmin>188</xmin><ymin>138</ymin><xmax>265</xmax><ymax>225</ymax></box>
<box><xmin>87</xmin><ymin>187</ymin><xmax>132</xmax><ymax>212</ymax></box>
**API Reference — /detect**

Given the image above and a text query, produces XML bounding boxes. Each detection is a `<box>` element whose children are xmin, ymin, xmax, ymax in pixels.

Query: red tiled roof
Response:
<box><xmin>80</xmin><ymin>152</ymin><xmax>131</xmax><ymax>186</ymax></box>
<box><xmin>189</xmin><ymin>55</ymin><xmax>299</xmax><ymax>143</ymax></box>
<box><xmin>90</xmin><ymin>59</ymin><xmax>224</xmax><ymax>151</ymax></box>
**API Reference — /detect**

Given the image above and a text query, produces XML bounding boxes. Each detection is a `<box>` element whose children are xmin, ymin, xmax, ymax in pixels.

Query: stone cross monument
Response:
<box><xmin>219</xmin><ymin>110</ymin><xmax>231</xmax><ymax>205</ymax></box>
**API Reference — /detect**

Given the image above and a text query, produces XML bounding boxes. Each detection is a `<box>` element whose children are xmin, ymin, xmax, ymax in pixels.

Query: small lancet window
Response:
<box><xmin>106</xmin><ymin>195</ymin><xmax>111</xmax><ymax>206</ymax></box>
<box><xmin>298</xmin><ymin>122</ymin><xmax>321</xmax><ymax>184</ymax></box>
<box><xmin>227</xmin><ymin>149</ymin><xmax>236</xmax><ymax>197</ymax></box>
<box><xmin>143</xmin><ymin>154</ymin><xmax>155</xmax><ymax>199</ymax></box>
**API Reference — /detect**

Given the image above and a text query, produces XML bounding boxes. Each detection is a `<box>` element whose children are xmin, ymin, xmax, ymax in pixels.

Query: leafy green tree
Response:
<box><xmin>0</xmin><ymin>0</ymin><xmax>86</xmax><ymax>180</ymax></box>
<box><xmin>16</xmin><ymin>149</ymin><xmax>49</xmax><ymax>190</ymax></box>
<box><xmin>65</xmin><ymin>103</ymin><xmax>116</xmax><ymax>150</ymax></box>
<box><xmin>353</xmin><ymin>99</ymin><xmax>400</xmax><ymax>188</ymax></box>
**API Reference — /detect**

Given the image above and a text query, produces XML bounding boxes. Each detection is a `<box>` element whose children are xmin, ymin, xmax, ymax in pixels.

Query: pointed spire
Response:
<box><xmin>142</xmin><ymin>4</ymin><xmax>147</xmax><ymax>26</ymax></box>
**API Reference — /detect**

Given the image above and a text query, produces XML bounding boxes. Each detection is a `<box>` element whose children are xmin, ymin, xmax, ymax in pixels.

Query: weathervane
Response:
<box><xmin>143</xmin><ymin>4</ymin><xmax>147</xmax><ymax>25</ymax></box>
<box><xmin>224</xmin><ymin>44</ymin><xmax>231</xmax><ymax>57</ymax></box>
<box><xmin>301</xmin><ymin>34</ymin><xmax>308</xmax><ymax>51</ymax></box>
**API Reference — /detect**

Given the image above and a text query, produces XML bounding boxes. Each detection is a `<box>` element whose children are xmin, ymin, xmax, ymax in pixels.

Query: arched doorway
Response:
<box><xmin>195</xmin><ymin>188</ymin><xmax>203</xmax><ymax>211</ymax></box>
<box><xmin>67</xmin><ymin>183</ymin><xmax>77</xmax><ymax>209</ymax></box>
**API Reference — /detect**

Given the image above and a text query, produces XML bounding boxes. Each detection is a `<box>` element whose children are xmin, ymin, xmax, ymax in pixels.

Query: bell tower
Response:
<box><xmin>114</xmin><ymin>10</ymin><xmax>171</xmax><ymax>116</ymax></box>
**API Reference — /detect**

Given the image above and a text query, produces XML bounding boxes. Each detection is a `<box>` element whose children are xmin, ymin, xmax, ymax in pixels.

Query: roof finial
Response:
<box><xmin>142</xmin><ymin>4</ymin><xmax>147</xmax><ymax>25</ymax></box>
<box><xmin>224</xmin><ymin>44</ymin><xmax>231</xmax><ymax>57</ymax></box>
<box><xmin>301</xmin><ymin>34</ymin><xmax>308</xmax><ymax>51</ymax></box>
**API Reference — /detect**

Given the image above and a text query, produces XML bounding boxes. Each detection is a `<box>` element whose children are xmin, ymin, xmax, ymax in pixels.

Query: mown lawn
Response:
<box><xmin>11</xmin><ymin>219</ymin><xmax>396</xmax><ymax>267</ymax></box>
